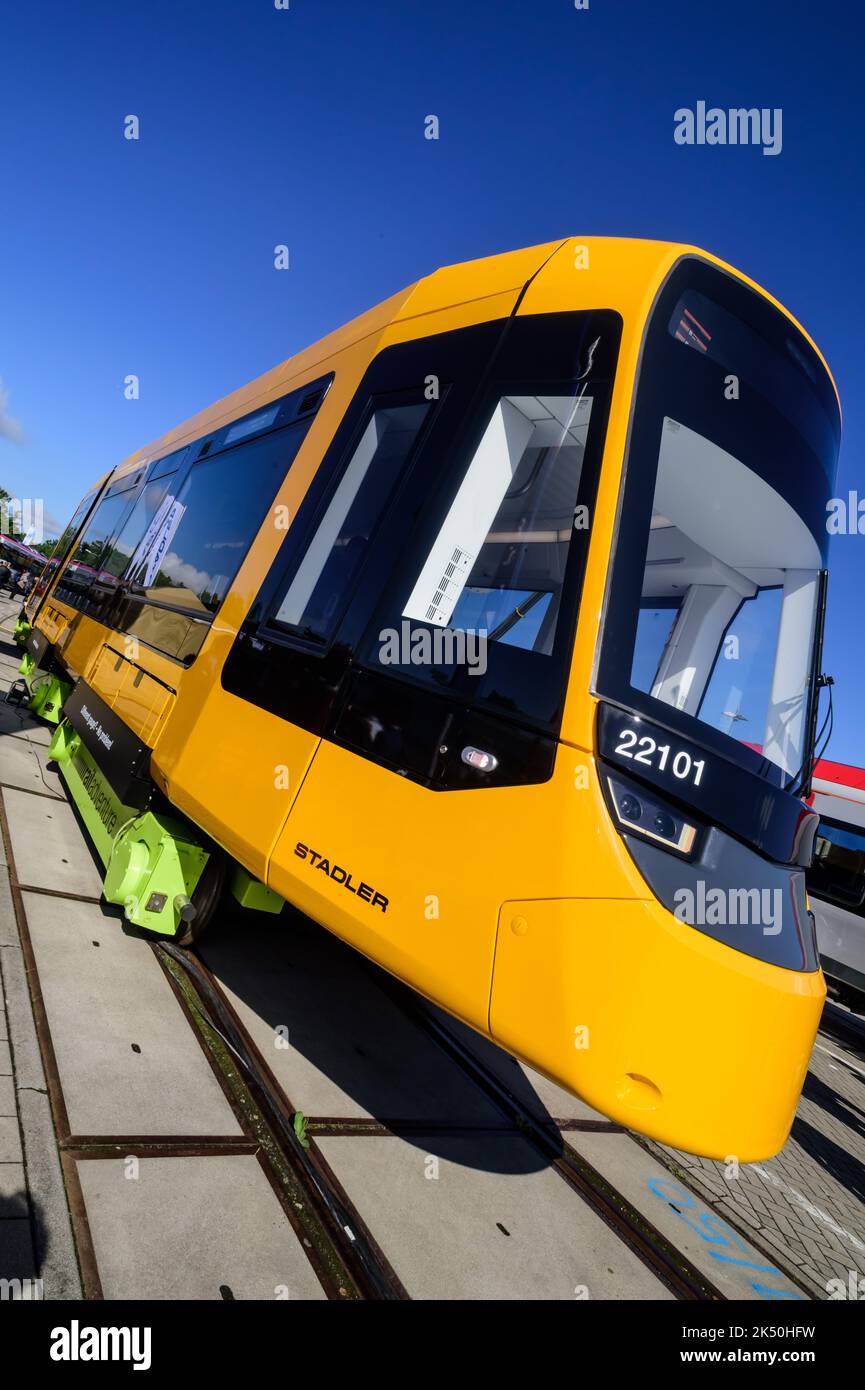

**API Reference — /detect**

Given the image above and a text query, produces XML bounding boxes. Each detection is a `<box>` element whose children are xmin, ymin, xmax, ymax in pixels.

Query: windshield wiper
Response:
<box><xmin>785</xmin><ymin>568</ymin><xmax>830</xmax><ymax>798</ymax></box>
<box><xmin>487</xmin><ymin>590</ymin><xmax>549</xmax><ymax>642</ymax></box>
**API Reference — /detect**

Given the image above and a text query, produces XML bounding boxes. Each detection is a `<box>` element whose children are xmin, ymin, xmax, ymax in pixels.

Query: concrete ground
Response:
<box><xmin>1</xmin><ymin>594</ymin><xmax>863</xmax><ymax>1301</ymax></box>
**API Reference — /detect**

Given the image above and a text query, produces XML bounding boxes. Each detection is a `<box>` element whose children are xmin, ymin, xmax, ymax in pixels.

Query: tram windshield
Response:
<box><xmin>632</xmin><ymin>415</ymin><xmax>821</xmax><ymax>777</ymax></box>
<box><xmin>600</xmin><ymin>264</ymin><xmax>841</xmax><ymax>784</ymax></box>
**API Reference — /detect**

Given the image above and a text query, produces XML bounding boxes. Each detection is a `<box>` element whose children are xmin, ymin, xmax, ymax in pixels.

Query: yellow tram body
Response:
<box><xmin>23</xmin><ymin>238</ymin><xmax>841</xmax><ymax>1160</ymax></box>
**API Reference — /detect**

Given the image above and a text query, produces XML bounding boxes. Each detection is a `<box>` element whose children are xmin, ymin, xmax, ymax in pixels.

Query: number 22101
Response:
<box><xmin>614</xmin><ymin>728</ymin><xmax>706</xmax><ymax>786</ymax></box>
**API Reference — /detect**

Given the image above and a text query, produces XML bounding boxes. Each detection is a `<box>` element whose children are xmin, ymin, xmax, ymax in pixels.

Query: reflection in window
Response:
<box><xmin>101</xmin><ymin>477</ymin><xmax>179</xmax><ymax>583</ymax></box>
<box><xmin>115</xmin><ymin>424</ymin><xmax>311</xmax><ymax>661</ymax></box>
<box><xmin>62</xmin><ymin>492</ymin><xmax>137</xmax><ymax>593</ymax></box>
<box><xmin>33</xmin><ymin>493</ymin><xmax>95</xmax><ymax>597</ymax></box>
<box><xmin>125</xmin><ymin>435</ymin><xmax>290</xmax><ymax>615</ymax></box>
<box><xmin>275</xmin><ymin>402</ymin><xmax>431</xmax><ymax>640</ymax></box>
<box><xmin>450</xmin><ymin>587</ymin><xmax>553</xmax><ymax>652</ymax></box>
<box><xmin>628</xmin><ymin>417</ymin><xmax>821</xmax><ymax>776</ymax></box>
<box><xmin>630</xmin><ymin>599</ymin><xmax>682</xmax><ymax>693</ymax></box>
<box><xmin>402</xmin><ymin>393</ymin><xmax>592</xmax><ymax>656</ymax></box>
<box><xmin>698</xmin><ymin>588</ymin><xmax>782</xmax><ymax>742</ymax></box>
<box><xmin>808</xmin><ymin>819</ymin><xmax>865</xmax><ymax>911</ymax></box>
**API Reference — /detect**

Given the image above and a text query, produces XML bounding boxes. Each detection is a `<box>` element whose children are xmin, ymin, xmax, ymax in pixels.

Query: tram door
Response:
<box><xmin>263</xmin><ymin>309</ymin><xmax>619</xmax><ymax>1030</ymax></box>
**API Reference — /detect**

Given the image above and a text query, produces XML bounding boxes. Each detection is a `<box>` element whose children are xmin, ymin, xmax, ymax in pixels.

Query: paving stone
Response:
<box><xmin>0</xmin><ymin>1162</ymin><xmax>28</xmax><ymax>1214</ymax></box>
<box><xmin>0</xmin><ymin>1219</ymin><xmax>37</xmax><ymax>1284</ymax></box>
<box><xmin>16</xmin><ymin>1087</ymin><xmax>81</xmax><ymax>1298</ymax></box>
<box><xmin>0</xmin><ymin>1075</ymin><xmax>15</xmax><ymax>1115</ymax></box>
<box><xmin>0</xmin><ymin>1116</ymin><xmax>23</xmax><ymax>1163</ymax></box>
<box><xmin>318</xmin><ymin>1132</ymin><xmax>673</xmax><ymax>1301</ymax></box>
<box><xmin>77</xmin><ymin>1155</ymin><xmax>326</xmax><ymax>1301</ymax></box>
<box><xmin>3</xmin><ymin>789</ymin><xmax>103</xmax><ymax>897</ymax></box>
<box><xmin>0</xmin><ymin>740</ymin><xmax>63</xmax><ymax>800</ymax></box>
<box><xmin>0</xmin><ymin>875</ymin><xmax>18</xmax><ymax>948</ymax></box>
<box><xmin>23</xmin><ymin>892</ymin><xmax>242</xmax><ymax>1138</ymax></box>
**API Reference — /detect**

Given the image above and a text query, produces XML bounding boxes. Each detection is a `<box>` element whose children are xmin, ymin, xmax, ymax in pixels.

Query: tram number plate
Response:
<box><xmin>614</xmin><ymin>727</ymin><xmax>706</xmax><ymax>787</ymax></box>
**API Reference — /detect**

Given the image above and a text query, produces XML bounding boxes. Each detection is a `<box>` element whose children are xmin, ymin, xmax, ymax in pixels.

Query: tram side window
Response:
<box><xmin>807</xmin><ymin>819</ymin><xmax>865</xmax><ymax>911</ymax></box>
<box><xmin>68</xmin><ymin>476</ymin><xmax>182</xmax><ymax>612</ymax></box>
<box><xmin>115</xmin><ymin>426</ymin><xmax>309</xmax><ymax>662</ymax></box>
<box><xmin>59</xmin><ymin>491</ymin><xmax>139</xmax><ymax>602</ymax></box>
<box><xmin>33</xmin><ymin>491</ymin><xmax>95</xmax><ymax>596</ymax></box>
<box><xmin>100</xmin><ymin>475</ymin><xmax>179</xmax><ymax>582</ymax></box>
<box><xmin>272</xmin><ymin>401</ymin><xmax>431</xmax><ymax>642</ymax></box>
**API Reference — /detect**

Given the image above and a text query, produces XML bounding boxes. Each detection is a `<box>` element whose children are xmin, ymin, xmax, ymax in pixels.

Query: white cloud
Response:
<box><xmin>0</xmin><ymin>379</ymin><xmax>24</xmax><ymax>444</ymax></box>
<box><xmin>160</xmin><ymin>551</ymin><xmax>222</xmax><ymax>597</ymax></box>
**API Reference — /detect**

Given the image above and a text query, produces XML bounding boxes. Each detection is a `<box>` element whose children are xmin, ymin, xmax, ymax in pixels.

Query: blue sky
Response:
<box><xmin>1</xmin><ymin>0</ymin><xmax>862</xmax><ymax>761</ymax></box>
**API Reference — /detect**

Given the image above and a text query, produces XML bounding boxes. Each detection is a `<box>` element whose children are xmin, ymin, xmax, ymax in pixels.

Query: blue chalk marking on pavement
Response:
<box><xmin>751</xmin><ymin>1283</ymin><xmax>805</xmax><ymax>1300</ymax></box>
<box><xmin>646</xmin><ymin>1175</ymin><xmax>805</xmax><ymax>1300</ymax></box>
<box><xmin>707</xmin><ymin>1252</ymin><xmax>781</xmax><ymax>1273</ymax></box>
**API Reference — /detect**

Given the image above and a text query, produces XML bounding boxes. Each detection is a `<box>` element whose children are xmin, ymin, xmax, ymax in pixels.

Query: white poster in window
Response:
<box><xmin>128</xmin><ymin>494</ymin><xmax>186</xmax><ymax>589</ymax></box>
<box><xmin>402</xmin><ymin>399</ymin><xmax>534</xmax><ymax>628</ymax></box>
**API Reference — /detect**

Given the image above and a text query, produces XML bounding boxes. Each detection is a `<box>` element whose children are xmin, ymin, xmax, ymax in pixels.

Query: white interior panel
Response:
<box><xmin>655</xmin><ymin>419</ymin><xmax>821</xmax><ymax>572</ymax></box>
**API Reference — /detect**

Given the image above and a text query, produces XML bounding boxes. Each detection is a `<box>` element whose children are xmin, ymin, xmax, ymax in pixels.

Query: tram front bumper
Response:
<box><xmin>489</xmin><ymin>895</ymin><xmax>824</xmax><ymax>1162</ymax></box>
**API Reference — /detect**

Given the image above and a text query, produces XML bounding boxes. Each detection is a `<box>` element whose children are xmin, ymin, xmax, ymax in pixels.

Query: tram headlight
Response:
<box><xmin>606</xmin><ymin>772</ymin><xmax>698</xmax><ymax>857</ymax></box>
<box><xmin>619</xmin><ymin>792</ymin><xmax>643</xmax><ymax>821</ymax></box>
<box><xmin>652</xmin><ymin>809</ymin><xmax>677</xmax><ymax>840</ymax></box>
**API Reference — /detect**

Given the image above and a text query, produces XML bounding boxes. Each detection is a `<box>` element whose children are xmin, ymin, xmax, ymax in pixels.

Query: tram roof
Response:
<box><xmin>95</xmin><ymin>237</ymin><xmax>839</xmax><ymax>491</ymax></box>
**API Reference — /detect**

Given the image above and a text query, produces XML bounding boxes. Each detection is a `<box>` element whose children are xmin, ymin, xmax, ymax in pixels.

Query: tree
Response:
<box><xmin>0</xmin><ymin>486</ymin><xmax>58</xmax><ymax>553</ymax></box>
<box><xmin>0</xmin><ymin>487</ymin><xmax>24</xmax><ymax>540</ymax></box>
<box><xmin>29</xmin><ymin>538</ymin><xmax>59</xmax><ymax>558</ymax></box>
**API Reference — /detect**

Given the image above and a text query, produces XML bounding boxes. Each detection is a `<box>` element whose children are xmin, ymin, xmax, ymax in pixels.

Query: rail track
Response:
<box><xmin>371</xmin><ymin>972</ymin><xmax>724</xmax><ymax>1301</ymax></box>
<box><xmin>154</xmin><ymin>941</ymin><xmax>408</xmax><ymax>1300</ymax></box>
<box><xmin>181</xmin><ymin>924</ymin><xmax>728</xmax><ymax>1301</ymax></box>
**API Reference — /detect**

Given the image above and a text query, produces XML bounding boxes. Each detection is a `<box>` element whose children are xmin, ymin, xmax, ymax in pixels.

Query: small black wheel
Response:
<box><xmin>175</xmin><ymin>852</ymin><xmax>227</xmax><ymax>948</ymax></box>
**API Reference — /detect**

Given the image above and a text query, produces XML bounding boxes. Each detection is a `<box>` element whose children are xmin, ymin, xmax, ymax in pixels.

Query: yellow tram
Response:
<box><xmin>20</xmin><ymin>238</ymin><xmax>841</xmax><ymax>1160</ymax></box>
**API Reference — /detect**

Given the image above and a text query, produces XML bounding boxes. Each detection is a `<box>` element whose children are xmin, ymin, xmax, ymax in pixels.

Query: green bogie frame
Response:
<box><xmin>47</xmin><ymin>718</ymin><xmax>283</xmax><ymax>942</ymax></box>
